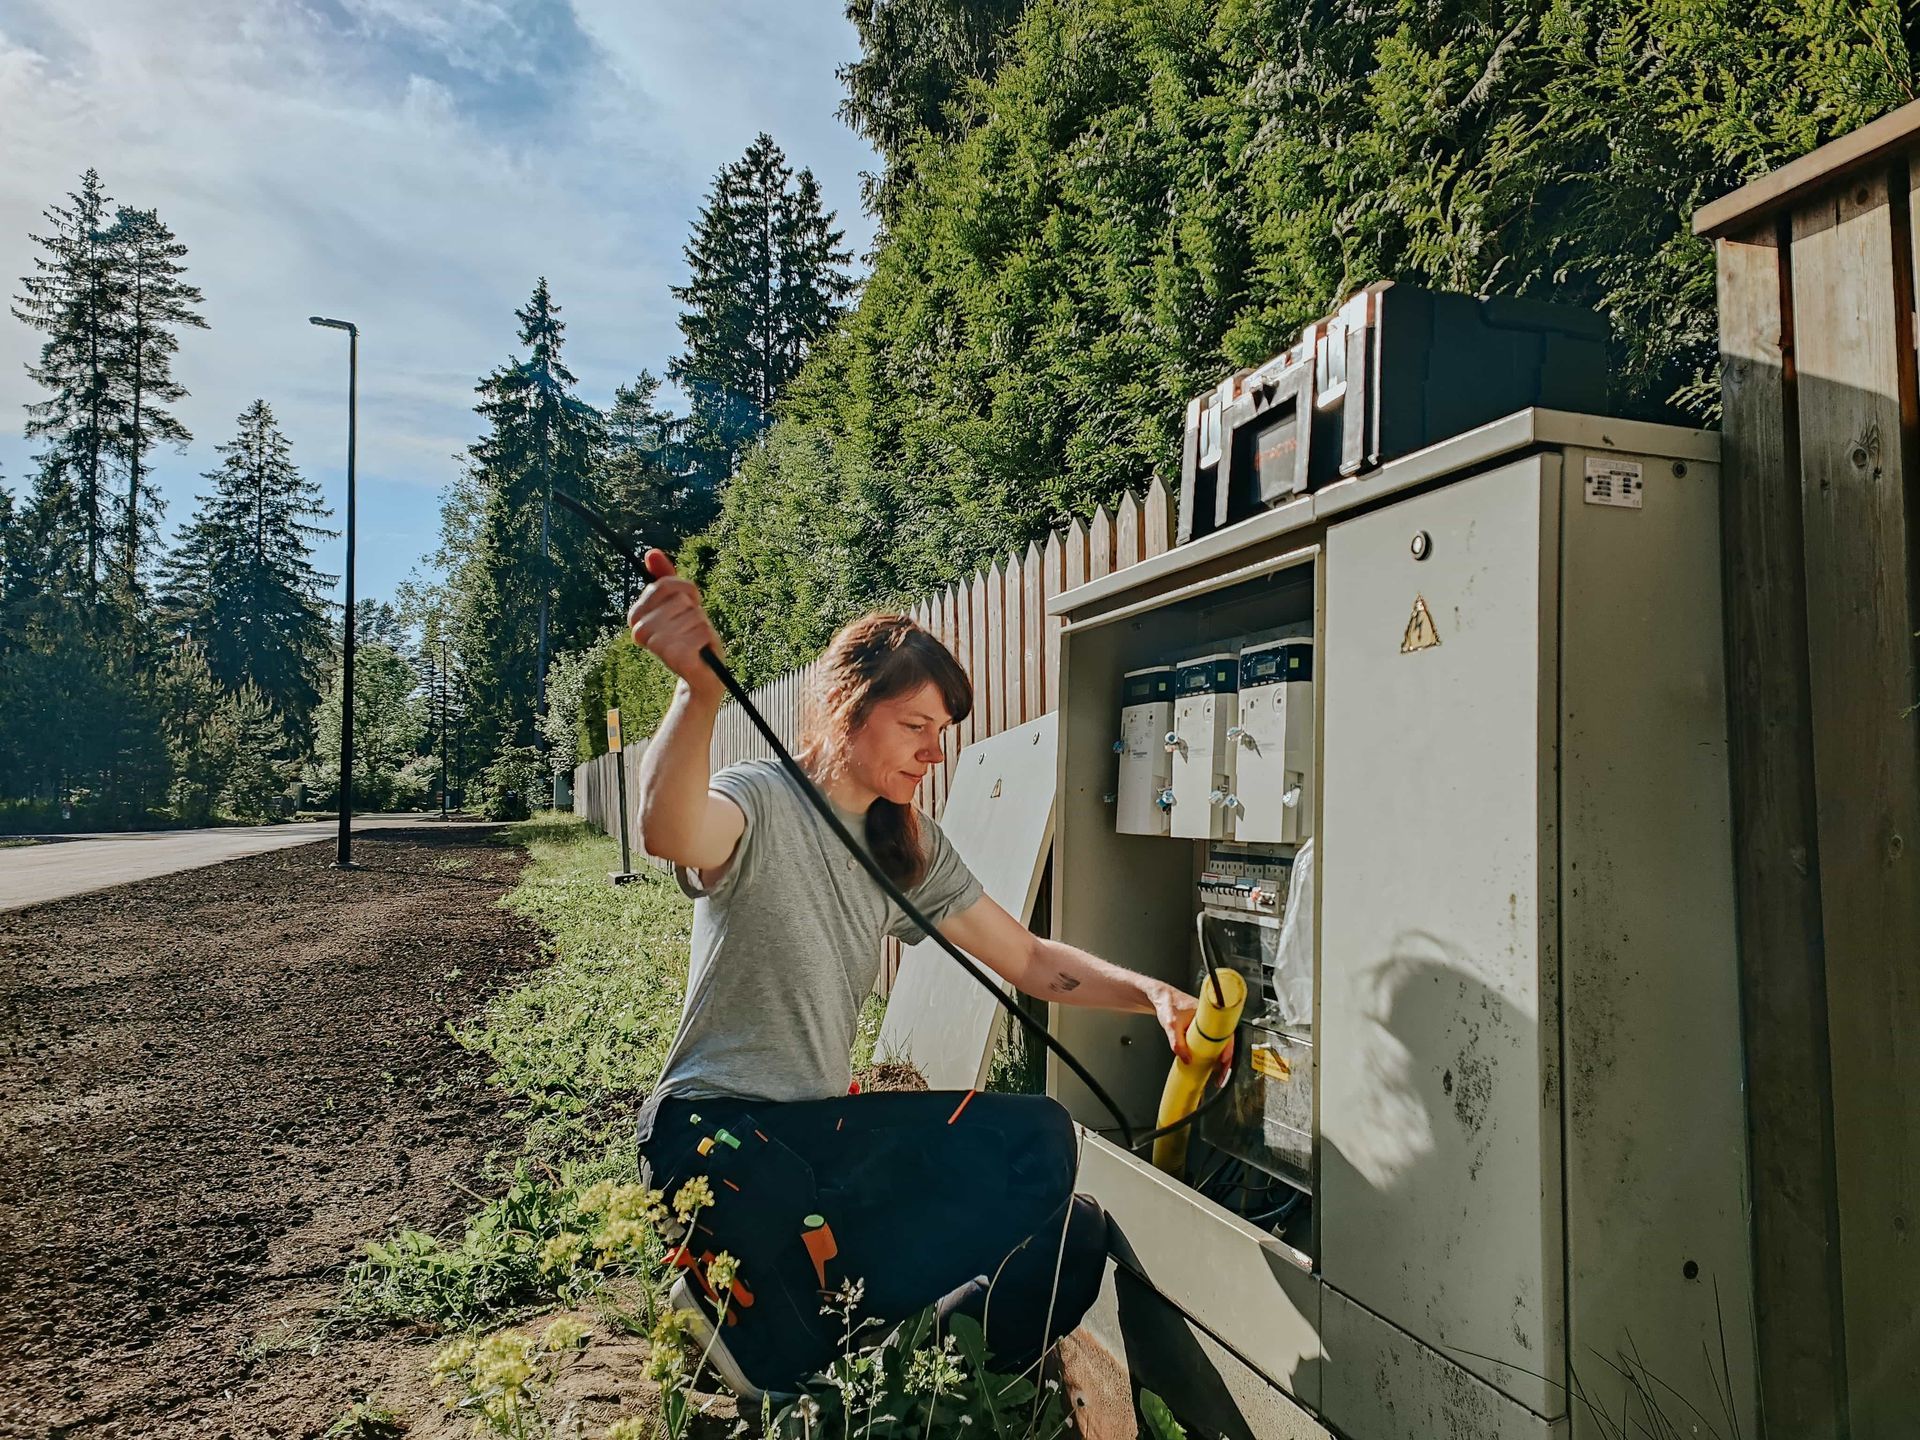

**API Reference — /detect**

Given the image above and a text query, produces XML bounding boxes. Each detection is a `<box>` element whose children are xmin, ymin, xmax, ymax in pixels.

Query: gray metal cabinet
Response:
<box><xmin>1319</xmin><ymin>455</ymin><xmax>1568</xmax><ymax>1416</ymax></box>
<box><xmin>1050</xmin><ymin>412</ymin><xmax>1756</xmax><ymax>1440</ymax></box>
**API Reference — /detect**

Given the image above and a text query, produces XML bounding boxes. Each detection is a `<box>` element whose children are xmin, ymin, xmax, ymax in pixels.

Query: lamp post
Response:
<box><xmin>309</xmin><ymin>315</ymin><xmax>358</xmax><ymax>868</ymax></box>
<box><xmin>439</xmin><ymin>630</ymin><xmax>450</xmax><ymax>822</ymax></box>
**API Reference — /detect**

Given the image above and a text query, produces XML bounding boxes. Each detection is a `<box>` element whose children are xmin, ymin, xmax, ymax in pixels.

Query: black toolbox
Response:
<box><xmin>1176</xmin><ymin>281</ymin><xmax>1609</xmax><ymax>544</ymax></box>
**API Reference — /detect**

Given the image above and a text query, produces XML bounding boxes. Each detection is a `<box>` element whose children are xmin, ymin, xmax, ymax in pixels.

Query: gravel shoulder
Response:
<box><xmin>0</xmin><ymin>825</ymin><xmax>542</xmax><ymax>1439</ymax></box>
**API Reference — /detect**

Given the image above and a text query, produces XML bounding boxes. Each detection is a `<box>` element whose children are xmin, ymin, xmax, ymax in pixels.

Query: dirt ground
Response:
<box><xmin>0</xmin><ymin>826</ymin><xmax>544</xmax><ymax>1439</ymax></box>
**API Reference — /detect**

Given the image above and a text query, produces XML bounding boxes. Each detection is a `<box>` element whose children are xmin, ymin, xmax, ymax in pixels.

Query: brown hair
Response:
<box><xmin>794</xmin><ymin>613</ymin><xmax>973</xmax><ymax>888</ymax></box>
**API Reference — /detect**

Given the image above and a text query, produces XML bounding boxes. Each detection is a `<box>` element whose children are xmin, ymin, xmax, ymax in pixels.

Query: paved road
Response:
<box><xmin>0</xmin><ymin>815</ymin><xmax>470</xmax><ymax>911</ymax></box>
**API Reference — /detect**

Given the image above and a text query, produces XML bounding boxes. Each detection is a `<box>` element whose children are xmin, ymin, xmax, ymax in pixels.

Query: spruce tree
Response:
<box><xmin>455</xmin><ymin>280</ymin><xmax>605</xmax><ymax>752</ymax></box>
<box><xmin>600</xmin><ymin>370</ymin><xmax>702</xmax><ymax>565</ymax></box>
<box><xmin>107</xmin><ymin>205</ymin><xmax>206</xmax><ymax>581</ymax></box>
<box><xmin>11</xmin><ymin>171</ymin><xmax>123</xmax><ymax>603</ymax></box>
<box><xmin>669</xmin><ymin>134</ymin><xmax>854</xmax><ymax>495</ymax></box>
<box><xmin>218</xmin><ymin>682</ymin><xmax>290</xmax><ymax>821</ymax></box>
<box><xmin>158</xmin><ymin>400</ymin><xmax>336</xmax><ymax>738</ymax></box>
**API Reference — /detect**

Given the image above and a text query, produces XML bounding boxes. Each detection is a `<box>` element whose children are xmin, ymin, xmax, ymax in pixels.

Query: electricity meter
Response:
<box><xmin>1229</xmin><ymin>639</ymin><xmax>1315</xmax><ymax>845</ymax></box>
<box><xmin>1168</xmin><ymin>653</ymin><xmax>1240</xmax><ymax>840</ymax></box>
<box><xmin>1114</xmin><ymin>666</ymin><xmax>1174</xmax><ymax>836</ymax></box>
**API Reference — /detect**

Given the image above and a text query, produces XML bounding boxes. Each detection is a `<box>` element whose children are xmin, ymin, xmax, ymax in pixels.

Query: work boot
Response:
<box><xmin>669</xmin><ymin>1274</ymin><xmax>769</xmax><ymax>1405</ymax></box>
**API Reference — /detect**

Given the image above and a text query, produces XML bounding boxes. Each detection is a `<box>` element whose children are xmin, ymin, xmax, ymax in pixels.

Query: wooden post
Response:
<box><xmin>1116</xmin><ymin>489</ymin><xmax>1142</xmax><ymax>569</ymax></box>
<box><xmin>1788</xmin><ymin>173</ymin><xmax>1920</xmax><ymax>1434</ymax></box>
<box><xmin>970</xmin><ymin>569</ymin><xmax>993</xmax><ymax>742</ymax></box>
<box><xmin>1698</xmin><ymin>102</ymin><xmax>1920</xmax><ymax>1438</ymax></box>
<box><xmin>1716</xmin><ymin>221</ymin><xmax>1848</xmax><ymax>1437</ymax></box>
<box><xmin>984</xmin><ymin>561</ymin><xmax>1007</xmax><ymax>737</ymax></box>
<box><xmin>1042</xmin><ymin>531</ymin><xmax>1066</xmax><ymax>714</ymax></box>
<box><xmin>1023</xmin><ymin>541</ymin><xmax>1044</xmax><ymax>723</ymax></box>
<box><xmin>1089</xmin><ymin>505</ymin><xmax>1114</xmax><ymax>581</ymax></box>
<box><xmin>1145</xmin><ymin>476</ymin><xmax>1175</xmax><ymax>558</ymax></box>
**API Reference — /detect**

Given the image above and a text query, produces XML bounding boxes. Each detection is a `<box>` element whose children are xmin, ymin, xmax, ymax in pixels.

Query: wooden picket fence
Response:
<box><xmin>572</xmin><ymin>477</ymin><xmax>1177</xmax><ymax>983</ymax></box>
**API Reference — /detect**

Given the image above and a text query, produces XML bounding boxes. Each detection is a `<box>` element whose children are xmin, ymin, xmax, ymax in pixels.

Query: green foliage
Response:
<box><xmin>161</xmin><ymin>641</ymin><xmax>235</xmax><ymax>826</ymax></box>
<box><xmin>465</xmin><ymin>816</ymin><xmax>693</xmax><ymax>1156</ymax></box>
<box><xmin>576</xmin><ymin>628</ymin><xmax>679</xmax><ymax>760</ymax></box>
<box><xmin>765</xmin><ymin>1308</ymin><xmax>1072</xmax><ymax>1440</ymax></box>
<box><xmin>322</xmin><ymin>1399</ymin><xmax>405</xmax><ymax>1440</ymax></box>
<box><xmin>219</xmin><ymin>680</ymin><xmax>294</xmax><ymax>820</ymax></box>
<box><xmin>538</xmin><ymin>646</ymin><xmax>594</xmax><ymax>783</ymax></box>
<box><xmin>472</xmin><ymin>745</ymin><xmax>546</xmax><ymax>822</ymax></box>
<box><xmin>837</xmin><ymin>0</ymin><xmax>1027</xmax><ymax>218</ymax></box>
<box><xmin>601</xmin><ymin>370</ymin><xmax>709</xmax><ymax>557</ymax></box>
<box><xmin>341</xmin><ymin>1162</ymin><xmax>635</xmax><ymax>1330</ymax></box>
<box><xmin>11</xmin><ymin>169</ymin><xmax>206</xmax><ymax>599</ymax></box>
<box><xmin>692</xmin><ymin>0</ymin><xmax>1917</xmax><ymax>671</ymax></box>
<box><xmin>107</xmin><ymin>203</ymin><xmax>207</xmax><ymax>578</ymax></box>
<box><xmin>303</xmin><ymin>642</ymin><xmax>433</xmax><ymax>810</ymax></box>
<box><xmin>158</xmin><ymin>399</ymin><xmax>336</xmax><ymax>740</ymax></box>
<box><xmin>1139</xmin><ymin>1390</ymin><xmax>1186</xmax><ymax>1440</ymax></box>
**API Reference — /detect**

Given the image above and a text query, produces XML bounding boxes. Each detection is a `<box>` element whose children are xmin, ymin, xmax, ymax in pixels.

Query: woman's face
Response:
<box><xmin>846</xmin><ymin>680</ymin><xmax>953</xmax><ymax>807</ymax></box>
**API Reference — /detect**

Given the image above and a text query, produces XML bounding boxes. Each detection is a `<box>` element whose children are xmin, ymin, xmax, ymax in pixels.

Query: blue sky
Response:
<box><xmin>0</xmin><ymin>0</ymin><xmax>879</xmax><ymax>609</ymax></box>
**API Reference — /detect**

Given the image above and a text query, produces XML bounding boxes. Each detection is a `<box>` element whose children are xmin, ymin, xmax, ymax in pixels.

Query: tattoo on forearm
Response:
<box><xmin>1048</xmin><ymin>972</ymin><xmax>1082</xmax><ymax>993</ymax></box>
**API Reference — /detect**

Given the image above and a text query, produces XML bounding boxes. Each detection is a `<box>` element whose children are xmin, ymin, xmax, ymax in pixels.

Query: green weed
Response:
<box><xmin>464</xmin><ymin>816</ymin><xmax>692</xmax><ymax>1160</ymax></box>
<box><xmin>323</xmin><ymin>1398</ymin><xmax>405</xmax><ymax>1438</ymax></box>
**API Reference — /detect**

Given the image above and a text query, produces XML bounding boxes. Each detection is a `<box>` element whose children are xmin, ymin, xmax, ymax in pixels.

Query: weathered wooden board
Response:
<box><xmin>1715</xmin><ymin>221</ymin><xmax>1848</xmax><ymax>1437</ymax></box>
<box><xmin>876</xmin><ymin>713</ymin><xmax>1059</xmax><ymax>1091</ymax></box>
<box><xmin>1790</xmin><ymin>168</ymin><xmax>1920</xmax><ymax>1436</ymax></box>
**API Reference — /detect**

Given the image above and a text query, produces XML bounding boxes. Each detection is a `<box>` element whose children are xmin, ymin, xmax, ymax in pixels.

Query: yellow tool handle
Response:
<box><xmin>1151</xmin><ymin>966</ymin><xmax>1246</xmax><ymax>1175</ymax></box>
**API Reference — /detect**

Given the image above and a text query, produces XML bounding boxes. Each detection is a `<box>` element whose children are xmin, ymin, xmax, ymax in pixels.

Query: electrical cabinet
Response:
<box><xmin>1047</xmin><ymin>410</ymin><xmax>1756</xmax><ymax>1440</ymax></box>
<box><xmin>1113</xmin><ymin>666</ymin><xmax>1173</xmax><ymax>836</ymax></box>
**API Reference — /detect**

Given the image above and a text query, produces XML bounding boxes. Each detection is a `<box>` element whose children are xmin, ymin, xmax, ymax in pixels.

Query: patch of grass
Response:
<box><xmin>323</xmin><ymin>1398</ymin><xmax>406</xmax><ymax>1439</ymax></box>
<box><xmin>341</xmin><ymin>816</ymin><xmax>692</xmax><ymax>1330</ymax></box>
<box><xmin>848</xmin><ymin>992</ymin><xmax>886</xmax><ymax>1073</ymax></box>
<box><xmin>464</xmin><ymin>814</ymin><xmax>693</xmax><ymax>1161</ymax></box>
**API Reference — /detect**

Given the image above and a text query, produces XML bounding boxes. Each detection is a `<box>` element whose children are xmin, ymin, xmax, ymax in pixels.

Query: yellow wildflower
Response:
<box><xmin>575</xmin><ymin>1179</ymin><xmax>617</xmax><ymax>1214</ymax></box>
<box><xmin>672</xmin><ymin>1175</ymin><xmax>715</xmax><ymax>1220</ymax></box>
<box><xmin>707</xmin><ymin>1251</ymin><xmax>739</xmax><ymax>1292</ymax></box>
<box><xmin>540</xmin><ymin>1230</ymin><xmax>588</xmax><ymax>1274</ymax></box>
<box><xmin>604</xmin><ymin>1420</ymin><xmax>649</xmax><ymax>1440</ymax></box>
<box><xmin>542</xmin><ymin>1315</ymin><xmax>592</xmax><ymax>1352</ymax></box>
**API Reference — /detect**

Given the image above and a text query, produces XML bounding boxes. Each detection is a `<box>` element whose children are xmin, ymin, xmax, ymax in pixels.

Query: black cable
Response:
<box><xmin>555</xmin><ymin>488</ymin><xmax>1231</xmax><ymax>1156</ymax></box>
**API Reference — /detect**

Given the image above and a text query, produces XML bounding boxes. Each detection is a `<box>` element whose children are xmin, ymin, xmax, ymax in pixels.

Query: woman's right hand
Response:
<box><xmin>627</xmin><ymin>550</ymin><xmax>725</xmax><ymax>700</ymax></box>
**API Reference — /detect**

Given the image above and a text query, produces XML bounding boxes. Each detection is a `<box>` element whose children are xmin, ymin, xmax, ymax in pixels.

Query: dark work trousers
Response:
<box><xmin>638</xmin><ymin>1090</ymin><xmax>1110</xmax><ymax>1393</ymax></box>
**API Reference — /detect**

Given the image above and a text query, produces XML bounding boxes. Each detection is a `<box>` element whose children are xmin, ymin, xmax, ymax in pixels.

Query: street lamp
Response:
<box><xmin>310</xmin><ymin>315</ymin><xmax>358</xmax><ymax>868</ymax></box>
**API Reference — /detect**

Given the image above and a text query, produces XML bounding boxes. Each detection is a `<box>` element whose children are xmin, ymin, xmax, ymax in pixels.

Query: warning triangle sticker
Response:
<box><xmin>1401</xmin><ymin>594</ymin><xmax>1441</xmax><ymax>653</ymax></box>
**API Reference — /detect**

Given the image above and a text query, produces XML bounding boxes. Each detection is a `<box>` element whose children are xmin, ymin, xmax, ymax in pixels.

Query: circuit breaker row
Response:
<box><xmin>1112</xmin><ymin>639</ymin><xmax>1315</xmax><ymax>844</ymax></box>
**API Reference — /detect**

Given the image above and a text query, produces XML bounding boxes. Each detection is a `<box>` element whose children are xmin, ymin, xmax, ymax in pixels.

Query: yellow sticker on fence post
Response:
<box><xmin>607</xmin><ymin>709</ymin><xmax>623</xmax><ymax>751</ymax></box>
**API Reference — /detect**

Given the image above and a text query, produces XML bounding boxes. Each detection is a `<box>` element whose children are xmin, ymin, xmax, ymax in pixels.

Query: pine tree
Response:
<box><xmin>158</xmin><ymin>400</ymin><xmax>336</xmax><ymax>739</ymax></box>
<box><xmin>107</xmin><ymin>206</ymin><xmax>206</xmax><ymax>582</ymax></box>
<box><xmin>218</xmin><ymin>681</ymin><xmax>290</xmax><ymax>821</ymax></box>
<box><xmin>600</xmin><ymin>370</ymin><xmax>702</xmax><ymax>566</ymax></box>
<box><xmin>669</xmin><ymin>135</ymin><xmax>854</xmax><ymax>495</ymax></box>
<box><xmin>160</xmin><ymin>640</ymin><xmax>232</xmax><ymax>826</ymax></box>
<box><xmin>12</xmin><ymin>171</ymin><xmax>123</xmax><ymax>603</ymax></box>
<box><xmin>454</xmin><ymin>279</ymin><xmax>606</xmax><ymax>753</ymax></box>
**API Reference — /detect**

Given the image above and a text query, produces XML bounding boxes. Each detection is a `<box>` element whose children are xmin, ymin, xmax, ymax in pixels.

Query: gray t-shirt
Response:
<box><xmin>638</xmin><ymin>758</ymin><xmax>984</xmax><ymax>1136</ymax></box>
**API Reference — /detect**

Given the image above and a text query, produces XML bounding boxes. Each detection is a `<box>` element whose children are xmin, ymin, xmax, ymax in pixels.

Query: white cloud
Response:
<box><xmin>0</xmin><ymin>0</ymin><xmax>877</xmax><ymax>601</ymax></box>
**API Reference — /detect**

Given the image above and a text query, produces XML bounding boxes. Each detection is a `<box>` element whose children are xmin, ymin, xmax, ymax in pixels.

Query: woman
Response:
<box><xmin>626</xmin><ymin>549</ymin><xmax>1209</xmax><ymax>1398</ymax></box>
